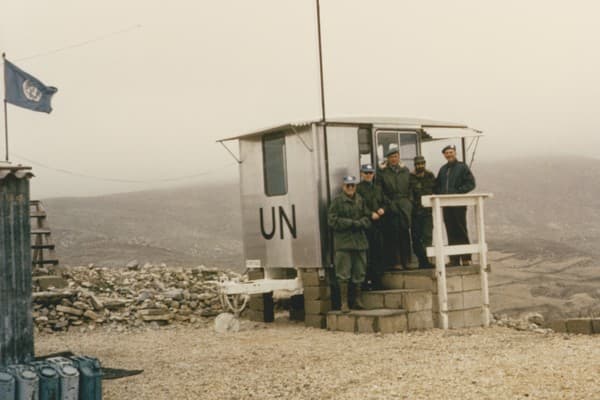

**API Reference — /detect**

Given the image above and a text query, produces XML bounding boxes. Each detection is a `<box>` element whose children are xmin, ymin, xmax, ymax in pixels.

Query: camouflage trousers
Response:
<box><xmin>334</xmin><ymin>250</ymin><xmax>367</xmax><ymax>284</ymax></box>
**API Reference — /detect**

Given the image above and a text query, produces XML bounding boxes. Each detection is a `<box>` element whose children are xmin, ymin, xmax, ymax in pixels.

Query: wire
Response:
<box><xmin>11</xmin><ymin>152</ymin><xmax>237</xmax><ymax>184</ymax></box>
<box><xmin>13</xmin><ymin>25</ymin><xmax>142</xmax><ymax>63</ymax></box>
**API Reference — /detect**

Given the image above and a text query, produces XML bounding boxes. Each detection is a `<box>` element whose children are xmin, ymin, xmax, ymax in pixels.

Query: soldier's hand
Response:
<box><xmin>377</xmin><ymin>208</ymin><xmax>385</xmax><ymax>216</ymax></box>
<box><xmin>371</xmin><ymin>212</ymin><xmax>380</xmax><ymax>221</ymax></box>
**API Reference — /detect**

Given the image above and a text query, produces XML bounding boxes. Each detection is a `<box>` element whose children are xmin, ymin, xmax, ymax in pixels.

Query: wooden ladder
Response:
<box><xmin>30</xmin><ymin>200</ymin><xmax>59</xmax><ymax>269</ymax></box>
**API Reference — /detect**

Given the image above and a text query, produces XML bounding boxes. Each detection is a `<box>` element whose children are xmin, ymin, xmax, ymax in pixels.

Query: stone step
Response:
<box><xmin>382</xmin><ymin>265</ymin><xmax>483</xmax><ymax>292</ymax></box>
<box><xmin>327</xmin><ymin>309</ymin><xmax>408</xmax><ymax>334</ymax></box>
<box><xmin>360</xmin><ymin>289</ymin><xmax>432</xmax><ymax>313</ymax></box>
<box><xmin>326</xmin><ymin>307</ymin><xmax>434</xmax><ymax>333</ymax></box>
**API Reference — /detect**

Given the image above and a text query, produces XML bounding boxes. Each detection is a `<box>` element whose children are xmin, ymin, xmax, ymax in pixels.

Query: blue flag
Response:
<box><xmin>4</xmin><ymin>59</ymin><xmax>58</xmax><ymax>113</ymax></box>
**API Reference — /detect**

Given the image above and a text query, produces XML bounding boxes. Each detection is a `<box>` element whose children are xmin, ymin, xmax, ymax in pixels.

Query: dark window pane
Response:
<box><xmin>263</xmin><ymin>132</ymin><xmax>287</xmax><ymax>196</ymax></box>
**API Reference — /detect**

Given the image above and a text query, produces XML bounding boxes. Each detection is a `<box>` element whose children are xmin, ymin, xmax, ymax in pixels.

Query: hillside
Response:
<box><xmin>41</xmin><ymin>156</ymin><xmax>600</xmax><ymax>318</ymax></box>
<box><xmin>43</xmin><ymin>183</ymin><xmax>242</xmax><ymax>268</ymax></box>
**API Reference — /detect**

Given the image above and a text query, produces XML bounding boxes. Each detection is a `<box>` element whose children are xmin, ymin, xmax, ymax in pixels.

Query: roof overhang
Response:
<box><xmin>217</xmin><ymin>117</ymin><xmax>482</xmax><ymax>142</ymax></box>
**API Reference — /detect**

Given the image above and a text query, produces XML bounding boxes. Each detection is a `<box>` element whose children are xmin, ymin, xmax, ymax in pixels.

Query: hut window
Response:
<box><xmin>262</xmin><ymin>132</ymin><xmax>288</xmax><ymax>196</ymax></box>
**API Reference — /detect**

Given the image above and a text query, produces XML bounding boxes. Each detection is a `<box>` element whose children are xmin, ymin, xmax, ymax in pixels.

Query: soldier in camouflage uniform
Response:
<box><xmin>410</xmin><ymin>155</ymin><xmax>435</xmax><ymax>269</ymax></box>
<box><xmin>377</xmin><ymin>148</ymin><xmax>413</xmax><ymax>269</ymax></box>
<box><xmin>356</xmin><ymin>163</ymin><xmax>386</xmax><ymax>290</ymax></box>
<box><xmin>328</xmin><ymin>175</ymin><xmax>371</xmax><ymax>312</ymax></box>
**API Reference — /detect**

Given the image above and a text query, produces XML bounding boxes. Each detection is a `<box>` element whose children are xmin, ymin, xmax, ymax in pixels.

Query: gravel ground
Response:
<box><xmin>36</xmin><ymin>319</ymin><xmax>600</xmax><ymax>400</ymax></box>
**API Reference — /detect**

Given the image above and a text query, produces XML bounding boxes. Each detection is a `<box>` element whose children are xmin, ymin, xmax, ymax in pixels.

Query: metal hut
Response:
<box><xmin>218</xmin><ymin>117</ymin><xmax>490</xmax><ymax>332</ymax></box>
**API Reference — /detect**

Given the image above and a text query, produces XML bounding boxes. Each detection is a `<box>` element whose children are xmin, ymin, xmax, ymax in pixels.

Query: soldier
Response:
<box><xmin>327</xmin><ymin>175</ymin><xmax>371</xmax><ymax>312</ymax></box>
<box><xmin>356</xmin><ymin>163</ymin><xmax>385</xmax><ymax>290</ymax></box>
<box><xmin>410</xmin><ymin>155</ymin><xmax>435</xmax><ymax>269</ymax></box>
<box><xmin>435</xmin><ymin>144</ymin><xmax>476</xmax><ymax>266</ymax></box>
<box><xmin>377</xmin><ymin>148</ymin><xmax>413</xmax><ymax>270</ymax></box>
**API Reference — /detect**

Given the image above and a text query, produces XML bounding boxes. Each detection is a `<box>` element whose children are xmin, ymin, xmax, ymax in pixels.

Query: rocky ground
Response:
<box><xmin>35</xmin><ymin>317</ymin><xmax>600</xmax><ymax>400</ymax></box>
<box><xmin>31</xmin><ymin>263</ymin><xmax>241</xmax><ymax>333</ymax></box>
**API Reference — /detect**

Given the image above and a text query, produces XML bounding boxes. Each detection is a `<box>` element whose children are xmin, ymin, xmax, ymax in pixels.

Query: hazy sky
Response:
<box><xmin>2</xmin><ymin>0</ymin><xmax>599</xmax><ymax>198</ymax></box>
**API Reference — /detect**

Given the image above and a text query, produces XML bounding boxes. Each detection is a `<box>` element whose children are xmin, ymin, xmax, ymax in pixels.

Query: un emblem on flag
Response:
<box><xmin>22</xmin><ymin>79</ymin><xmax>42</xmax><ymax>102</ymax></box>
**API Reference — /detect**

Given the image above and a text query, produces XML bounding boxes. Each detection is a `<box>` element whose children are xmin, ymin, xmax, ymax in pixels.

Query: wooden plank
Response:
<box><xmin>426</xmin><ymin>243</ymin><xmax>484</xmax><ymax>257</ymax></box>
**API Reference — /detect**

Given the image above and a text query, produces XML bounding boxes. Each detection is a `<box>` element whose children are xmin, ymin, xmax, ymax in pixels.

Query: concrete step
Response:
<box><xmin>360</xmin><ymin>289</ymin><xmax>432</xmax><ymax>313</ymax></box>
<box><xmin>326</xmin><ymin>307</ymin><xmax>434</xmax><ymax>333</ymax></box>
<box><xmin>382</xmin><ymin>265</ymin><xmax>483</xmax><ymax>291</ymax></box>
<box><xmin>327</xmin><ymin>309</ymin><xmax>408</xmax><ymax>334</ymax></box>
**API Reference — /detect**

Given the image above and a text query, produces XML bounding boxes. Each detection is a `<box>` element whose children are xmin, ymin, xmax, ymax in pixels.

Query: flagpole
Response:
<box><xmin>2</xmin><ymin>52</ymin><xmax>8</xmax><ymax>162</ymax></box>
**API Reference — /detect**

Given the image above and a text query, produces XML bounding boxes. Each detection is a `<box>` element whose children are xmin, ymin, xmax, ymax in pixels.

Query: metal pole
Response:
<box><xmin>2</xmin><ymin>53</ymin><xmax>8</xmax><ymax>162</ymax></box>
<box><xmin>315</xmin><ymin>0</ymin><xmax>327</xmax><ymax>123</ymax></box>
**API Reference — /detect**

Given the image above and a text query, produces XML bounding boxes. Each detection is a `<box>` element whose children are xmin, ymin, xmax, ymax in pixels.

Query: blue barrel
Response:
<box><xmin>45</xmin><ymin>357</ymin><xmax>78</xmax><ymax>400</ymax></box>
<box><xmin>8</xmin><ymin>364</ymin><xmax>39</xmax><ymax>400</ymax></box>
<box><xmin>70</xmin><ymin>356</ymin><xmax>102</xmax><ymax>400</ymax></box>
<box><xmin>30</xmin><ymin>361</ymin><xmax>60</xmax><ymax>400</ymax></box>
<box><xmin>0</xmin><ymin>368</ymin><xmax>16</xmax><ymax>399</ymax></box>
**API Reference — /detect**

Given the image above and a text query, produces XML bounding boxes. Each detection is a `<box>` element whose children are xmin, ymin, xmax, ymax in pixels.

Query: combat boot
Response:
<box><xmin>353</xmin><ymin>284</ymin><xmax>365</xmax><ymax>310</ymax></box>
<box><xmin>340</xmin><ymin>283</ymin><xmax>350</xmax><ymax>313</ymax></box>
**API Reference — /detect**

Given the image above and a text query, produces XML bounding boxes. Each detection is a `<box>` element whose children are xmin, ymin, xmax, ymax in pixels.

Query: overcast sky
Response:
<box><xmin>2</xmin><ymin>0</ymin><xmax>599</xmax><ymax>198</ymax></box>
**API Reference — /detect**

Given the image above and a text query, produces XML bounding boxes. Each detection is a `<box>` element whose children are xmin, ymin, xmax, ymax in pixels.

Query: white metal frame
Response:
<box><xmin>421</xmin><ymin>193</ymin><xmax>493</xmax><ymax>330</ymax></box>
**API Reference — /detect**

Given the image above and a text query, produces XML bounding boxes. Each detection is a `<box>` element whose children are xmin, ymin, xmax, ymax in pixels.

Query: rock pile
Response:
<box><xmin>31</xmin><ymin>262</ymin><xmax>242</xmax><ymax>333</ymax></box>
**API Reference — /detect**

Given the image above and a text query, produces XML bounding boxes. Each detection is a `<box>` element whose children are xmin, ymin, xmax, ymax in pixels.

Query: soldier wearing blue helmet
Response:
<box><xmin>327</xmin><ymin>175</ymin><xmax>371</xmax><ymax>312</ymax></box>
<box><xmin>356</xmin><ymin>163</ymin><xmax>386</xmax><ymax>289</ymax></box>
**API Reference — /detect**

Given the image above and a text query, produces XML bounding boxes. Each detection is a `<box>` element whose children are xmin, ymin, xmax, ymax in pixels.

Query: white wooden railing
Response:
<box><xmin>421</xmin><ymin>193</ymin><xmax>493</xmax><ymax>330</ymax></box>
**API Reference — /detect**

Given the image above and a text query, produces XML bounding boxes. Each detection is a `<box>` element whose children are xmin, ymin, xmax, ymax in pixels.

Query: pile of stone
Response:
<box><xmin>31</xmin><ymin>261</ymin><xmax>242</xmax><ymax>333</ymax></box>
<box><xmin>491</xmin><ymin>312</ymin><xmax>551</xmax><ymax>333</ymax></box>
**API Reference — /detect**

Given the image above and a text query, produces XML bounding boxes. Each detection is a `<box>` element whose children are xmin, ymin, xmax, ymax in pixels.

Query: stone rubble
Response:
<box><xmin>31</xmin><ymin>263</ymin><xmax>242</xmax><ymax>334</ymax></box>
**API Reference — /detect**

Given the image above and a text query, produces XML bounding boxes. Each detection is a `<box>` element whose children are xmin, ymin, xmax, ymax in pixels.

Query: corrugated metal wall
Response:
<box><xmin>0</xmin><ymin>168</ymin><xmax>34</xmax><ymax>366</ymax></box>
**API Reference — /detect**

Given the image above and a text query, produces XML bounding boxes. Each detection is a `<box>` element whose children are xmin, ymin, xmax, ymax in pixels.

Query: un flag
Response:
<box><xmin>4</xmin><ymin>59</ymin><xmax>58</xmax><ymax>113</ymax></box>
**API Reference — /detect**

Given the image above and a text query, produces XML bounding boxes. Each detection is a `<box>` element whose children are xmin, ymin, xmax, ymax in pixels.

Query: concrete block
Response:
<box><xmin>566</xmin><ymin>318</ymin><xmax>593</xmax><ymax>334</ymax></box>
<box><xmin>379</xmin><ymin>313</ymin><xmax>408</xmax><ymax>334</ymax></box>
<box><xmin>300</xmin><ymin>269</ymin><xmax>327</xmax><ymax>287</ymax></box>
<box><xmin>463</xmin><ymin>290</ymin><xmax>483</xmax><ymax>309</ymax></box>
<box><xmin>546</xmin><ymin>319</ymin><xmax>567</xmax><ymax>333</ymax></box>
<box><xmin>381</xmin><ymin>273</ymin><xmax>404</xmax><ymax>289</ymax></box>
<box><xmin>403</xmin><ymin>275</ymin><xmax>435</xmax><ymax>291</ymax></box>
<box><xmin>249</xmin><ymin>296</ymin><xmax>264</xmax><ymax>311</ymax></box>
<box><xmin>304</xmin><ymin>314</ymin><xmax>327</xmax><ymax>329</ymax></box>
<box><xmin>447</xmin><ymin>310</ymin><xmax>465</xmax><ymax>329</ymax></box>
<box><xmin>432</xmin><ymin>292</ymin><xmax>463</xmax><ymax>312</ymax></box>
<box><xmin>245</xmin><ymin>309</ymin><xmax>265</xmax><ymax>322</ymax></box>
<box><xmin>361</xmin><ymin>292</ymin><xmax>385</xmax><ymax>309</ymax></box>
<box><xmin>383</xmin><ymin>292</ymin><xmax>403</xmax><ymax>309</ymax></box>
<box><xmin>408</xmin><ymin>311</ymin><xmax>433</xmax><ymax>331</ymax></box>
<box><xmin>462</xmin><ymin>274</ymin><xmax>482</xmax><ymax>291</ymax></box>
<box><xmin>326</xmin><ymin>312</ymin><xmax>338</xmax><ymax>331</ymax></box>
<box><xmin>592</xmin><ymin>319</ymin><xmax>600</xmax><ymax>334</ymax></box>
<box><xmin>357</xmin><ymin>315</ymin><xmax>377</xmax><ymax>333</ymax></box>
<box><xmin>445</xmin><ymin>275</ymin><xmax>463</xmax><ymax>293</ymax></box>
<box><xmin>463</xmin><ymin>308</ymin><xmax>483</xmax><ymax>328</ymax></box>
<box><xmin>403</xmin><ymin>291</ymin><xmax>432</xmax><ymax>313</ymax></box>
<box><xmin>303</xmin><ymin>286</ymin><xmax>330</xmax><ymax>301</ymax></box>
<box><xmin>304</xmin><ymin>300</ymin><xmax>330</xmax><ymax>315</ymax></box>
<box><xmin>33</xmin><ymin>275</ymin><xmax>68</xmax><ymax>290</ymax></box>
<box><xmin>247</xmin><ymin>268</ymin><xmax>264</xmax><ymax>280</ymax></box>
<box><xmin>336</xmin><ymin>314</ymin><xmax>356</xmax><ymax>332</ymax></box>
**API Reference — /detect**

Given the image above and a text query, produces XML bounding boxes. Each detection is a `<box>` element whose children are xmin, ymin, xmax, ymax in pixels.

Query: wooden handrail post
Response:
<box><xmin>476</xmin><ymin>196</ymin><xmax>490</xmax><ymax>326</ymax></box>
<box><xmin>432</xmin><ymin>196</ymin><xmax>448</xmax><ymax>330</ymax></box>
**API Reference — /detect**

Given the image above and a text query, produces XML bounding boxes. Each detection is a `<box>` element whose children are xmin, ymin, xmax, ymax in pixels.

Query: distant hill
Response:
<box><xmin>41</xmin><ymin>156</ymin><xmax>600</xmax><ymax>317</ymax></box>
<box><xmin>43</xmin><ymin>155</ymin><xmax>600</xmax><ymax>268</ymax></box>
<box><xmin>43</xmin><ymin>183</ymin><xmax>242</xmax><ymax>269</ymax></box>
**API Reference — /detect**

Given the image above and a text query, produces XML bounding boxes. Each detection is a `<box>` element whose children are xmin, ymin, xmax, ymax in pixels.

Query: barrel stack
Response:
<box><xmin>0</xmin><ymin>163</ymin><xmax>34</xmax><ymax>367</ymax></box>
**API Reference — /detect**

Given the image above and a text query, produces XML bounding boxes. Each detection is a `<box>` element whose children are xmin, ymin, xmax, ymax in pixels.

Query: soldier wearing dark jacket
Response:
<box><xmin>328</xmin><ymin>175</ymin><xmax>371</xmax><ymax>312</ymax></box>
<box><xmin>435</xmin><ymin>145</ymin><xmax>476</xmax><ymax>266</ymax></box>
<box><xmin>376</xmin><ymin>148</ymin><xmax>413</xmax><ymax>269</ymax></box>
<box><xmin>410</xmin><ymin>155</ymin><xmax>435</xmax><ymax>269</ymax></box>
<box><xmin>356</xmin><ymin>163</ymin><xmax>385</xmax><ymax>289</ymax></box>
